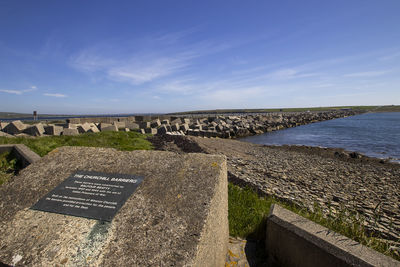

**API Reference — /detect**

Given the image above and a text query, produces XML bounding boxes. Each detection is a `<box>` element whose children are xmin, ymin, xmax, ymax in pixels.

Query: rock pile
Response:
<box><xmin>0</xmin><ymin>110</ymin><xmax>361</xmax><ymax>138</ymax></box>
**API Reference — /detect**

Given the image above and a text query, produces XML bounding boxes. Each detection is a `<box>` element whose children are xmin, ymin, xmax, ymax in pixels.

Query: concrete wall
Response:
<box><xmin>266</xmin><ymin>204</ymin><xmax>400</xmax><ymax>267</ymax></box>
<box><xmin>0</xmin><ymin>144</ymin><xmax>41</xmax><ymax>168</ymax></box>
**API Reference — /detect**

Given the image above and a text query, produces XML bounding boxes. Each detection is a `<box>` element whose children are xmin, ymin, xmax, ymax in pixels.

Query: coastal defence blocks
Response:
<box><xmin>0</xmin><ymin>148</ymin><xmax>228</xmax><ymax>266</ymax></box>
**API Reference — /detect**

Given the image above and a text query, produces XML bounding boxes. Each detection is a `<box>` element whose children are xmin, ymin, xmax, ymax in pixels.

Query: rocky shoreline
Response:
<box><xmin>149</xmin><ymin>135</ymin><xmax>400</xmax><ymax>248</ymax></box>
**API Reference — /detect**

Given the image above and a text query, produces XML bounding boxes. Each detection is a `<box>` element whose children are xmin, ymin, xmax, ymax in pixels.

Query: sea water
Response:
<box><xmin>241</xmin><ymin>112</ymin><xmax>400</xmax><ymax>162</ymax></box>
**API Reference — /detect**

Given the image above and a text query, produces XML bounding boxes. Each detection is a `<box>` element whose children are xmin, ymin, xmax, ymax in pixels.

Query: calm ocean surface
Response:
<box><xmin>241</xmin><ymin>112</ymin><xmax>400</xmax><ymax>162</ymax></box>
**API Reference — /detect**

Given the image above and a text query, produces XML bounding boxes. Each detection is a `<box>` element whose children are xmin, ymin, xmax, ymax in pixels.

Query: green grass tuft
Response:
<box><xmin>0</xmin><ymin>131</ymin><xmax>153</xmax><ymax>157</ymax></box>
<box><xmin>228</xmin><ymin>183</ymin><xmax>272</xmax><ymax>239</ymax></box>
<box><xmin>0</xmin><ymin>151</ymin><xmax>21</xmax><ymax>185</ymax></box>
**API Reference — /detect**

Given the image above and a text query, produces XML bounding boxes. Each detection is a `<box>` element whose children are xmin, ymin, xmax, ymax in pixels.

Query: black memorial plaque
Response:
<box><xmin>31</xmin><ymin>170</ymin><xmax>144</xmax><ymax>221</ymax></box>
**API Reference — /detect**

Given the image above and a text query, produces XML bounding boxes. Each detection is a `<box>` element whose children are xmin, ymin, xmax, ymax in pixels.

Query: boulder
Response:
<box><xmin>3</xmin><ymin>120</ymin><xmax>27</xmax><ymax>135</ymax></box>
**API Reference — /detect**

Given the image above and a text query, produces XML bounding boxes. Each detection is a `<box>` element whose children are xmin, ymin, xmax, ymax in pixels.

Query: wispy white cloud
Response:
<box><xmin>0</xmin><ymin>86</ymin><xmax>37</xmax><ymax>95</ymax></box>
<box><xmin>343</xmin><ymin>70</ymin><xmax>390</xmax><ymax>78</ymax></box>
<box><xmin>107</xmin><ymin>55</ymin><xmax>193</xmax><ymax>85</ymax></box>
<box><xmin>69</xmin><ymin>31</ymin><xmax>237</xmax><ymax>85</ymax></box>
<box><xmin>0</xmin><ymin>89</ymin><xmax>24</xmax><ymax>95</ymax></box>
<box><xmin>43</xmin><ymin>93</ymin><xmax>67</xmax><ymax>98</ymax></box>
<box><xmin>265</xmin><ymin>68</ymin><xmax>319</xmax><ymax>80</ymax></box>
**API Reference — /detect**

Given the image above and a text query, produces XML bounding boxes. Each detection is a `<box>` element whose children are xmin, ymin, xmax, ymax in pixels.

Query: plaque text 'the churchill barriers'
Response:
<box><xmin>31</xmin><ymin>170</ymin><xmax>144</xmax><ymax>221</ymax></box>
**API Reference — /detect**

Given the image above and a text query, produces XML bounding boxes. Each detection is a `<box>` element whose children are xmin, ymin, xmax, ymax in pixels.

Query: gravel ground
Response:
<box><xmin>149</xmin><ymin>135</ymin><xmax>400</xmax><ymax>244</ymax></box>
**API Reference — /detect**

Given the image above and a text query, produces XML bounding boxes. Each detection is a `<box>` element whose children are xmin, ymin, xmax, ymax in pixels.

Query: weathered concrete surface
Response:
<box><xmin>0</xmin><ymin>131</ymin><xmax>14</xmax><ymax>137</ymax></box>
<box><xmin>62</xmin><ymin>128</ymin><xmax>79</xmax><ymax>136</ymax></box>
<box><xmin>0</xmin><ymin>144</ymin><xmax>41</xmax><ymax>168</ymax></box>
<box><xmin>44</xmin><ymin>125</ymin><xmax>63</xmax><ymax>136</ymax></box>
<box><xmin>101</xmin><ymin>125</ymin><xmax>118</xmax><ymax>132</ymax></box>
<box><xmin>3</xmin><ymin>120</ymin><xmax>27</xmax><ymax>134</ymax></box>
<box><xmin>266</xmin><ymin>204</ymin><xmax>400</xmax><ymax>267</ymax></box>
<box><xmin>23</xmin><ymin>123</ymin><xmax>45</xmax><ymax>136</ymax></box>
<box><xmin>0</xmin><ymin>147</ymin><xmax>228</xmax><ymax>266</ymax></box>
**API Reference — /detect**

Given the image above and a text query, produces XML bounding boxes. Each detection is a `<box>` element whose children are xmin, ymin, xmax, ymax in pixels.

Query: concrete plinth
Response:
<box><xmin>0</xmin><ymin>147</ymin><xmax>228</xmax><ymax>266</ymax></box>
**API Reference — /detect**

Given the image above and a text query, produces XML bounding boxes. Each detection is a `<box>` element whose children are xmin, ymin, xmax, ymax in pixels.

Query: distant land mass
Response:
<box><xmin>168</xmin><ymin>105</ymin><xmax>400</xmax><ymax>115</ymax></box>
<box><xmin>0</xmin><ymin>105</ymin><xmax>399</xmax><ymax>120</ymax></box>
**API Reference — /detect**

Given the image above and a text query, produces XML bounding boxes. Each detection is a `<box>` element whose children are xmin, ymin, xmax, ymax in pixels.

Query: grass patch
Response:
<box><xmin>228</xmin><ymin>183</ymin><xmax>400</xmax><ymax>261</ymax></box>
<box><xmin>0</xmin><ymin>131</ymin><xmax>153</xmax><ymax>157</ymax></box>
<box><xmin>0</xmin><ymin>151</ymin><xmax>21</xmax><ymax>186</ymax></box>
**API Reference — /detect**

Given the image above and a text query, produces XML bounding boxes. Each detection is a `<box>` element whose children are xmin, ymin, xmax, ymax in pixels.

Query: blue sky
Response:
<box><xmin>0</xmin><ymin>0</ymin><xmax>399</xmax><ymax>114</ymax></box>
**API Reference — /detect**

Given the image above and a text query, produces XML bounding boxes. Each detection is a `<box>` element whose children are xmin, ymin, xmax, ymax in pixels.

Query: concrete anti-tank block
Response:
<box><xmin>98</xmin><ymin>123</ymin><xmax>112</xmax><ymax>131</ymax></box>
<box><xmin>88</xmin><ymin>125</ymin><xmax>100</xmax><ymax>133</ymax></box>
<box><xmin>139</xmin><ymin>122</ymin><xmax>150</xmax><ymax>129</ymax></box>
<box><xmin>62</xmin><ymin>128</ymin><xmax>79</xmax><ymax>136</ymax></box>
<box><xmin>3</xmin><ymin>120</ymin><xmax>27</xmax><ymax>135</ymax></box>
<box><xmin>0</xmin><ymin>122</ymin><xmax>9</xmax><ymax>131</ymax></box>
<box><xmin>171</xmin><ymin>123</ymin><xmax>180</xmax><ymax>132</ymax></box>
<box><xmin>77</xmin><ymin>123</ymin><xmax>91</xmax><ymax>133</ymax></box>
<box><xmin>150</xmin><ymin>119</ymin><xmax>161</xmax><ymax>128</ymax></box>
<box><xmin>113</xmin><ymin>121</ymin><xmax>126</xmax><ymax>129</ymax></box>
<box><xmin>179</xmin><ymin>124</ymin><xmax>190</xmax><ymax>132</ymax></box>
<box><xmin>126</xmin><ymin>122</ymin><xmax>139</xmax><ymax>130</ymax></box>
<box><xmin>145</xmin><ymin>128</ymin><xmax>157</xmax><ymax>134</ymax></box>
<box><xmin>101</xmin><ymin>125</ymin><xmax>118</xmax><ymax>132</ymax></box>
<box><xmin>44</xmin><ymin>125</ymin><xmax>63</xmax><ymax>136</ymax></box>
<box><xmin>157</xmin><ymin>125</ymin><xmax>168</xmax><ymax>135</ymax></box>
<box><xmin>266</xmin><ymin>204</ymin><xmax>400</xmax><ymax>267</ymax></box>
<box><xmin>23</xmin><ymin>123</ymin><xmax>45</xmax><ymax>136</ymax></box>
